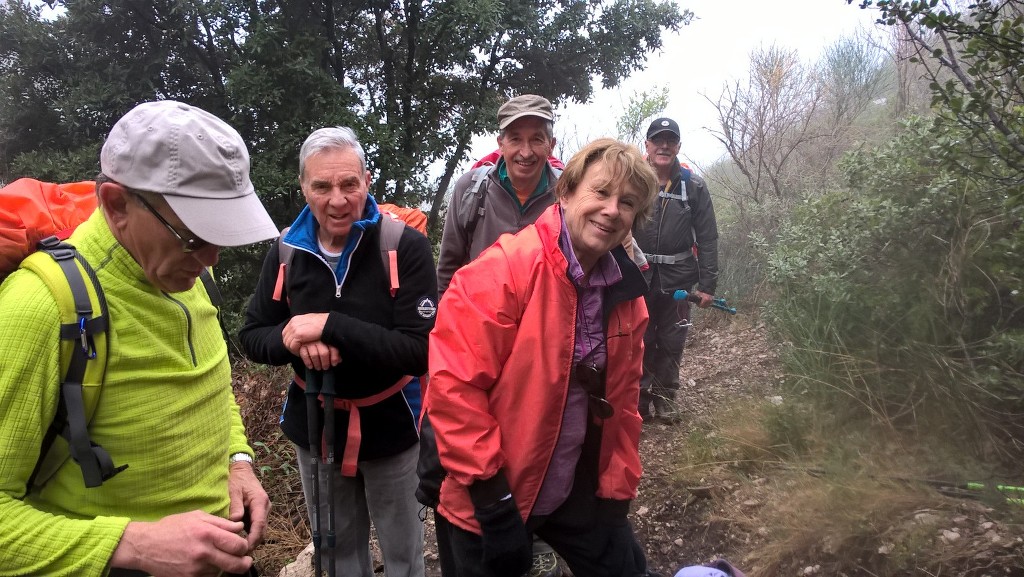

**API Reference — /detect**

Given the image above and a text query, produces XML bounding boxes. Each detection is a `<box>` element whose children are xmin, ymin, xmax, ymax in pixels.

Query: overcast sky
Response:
<box><xmin>469</xmin><ymin>0</ymin><xmax>885</xmax><ymax>171</ymax></box>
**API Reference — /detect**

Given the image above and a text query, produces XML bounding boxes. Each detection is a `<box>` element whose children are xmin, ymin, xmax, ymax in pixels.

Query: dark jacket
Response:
<box><xmin>239</xmin><ymin>198</ymin><xmax>438</xmax><ymax>461</ymax></box>
<box><xmin>632</xmin><ymin>161</ymin><xmax>719</xmax><ymax>294</ymax></box>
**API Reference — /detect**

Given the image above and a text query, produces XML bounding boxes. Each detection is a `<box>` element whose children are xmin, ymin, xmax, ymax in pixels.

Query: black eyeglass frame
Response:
<box><xmin>573</xmin><ymin>362</ymin><xmax>614</xmax><ymax>420</ymax></box>
<box><xmin>132</xmin><ymin>191</ymin><xmax>212</xmax><ymax>253</ymax></box>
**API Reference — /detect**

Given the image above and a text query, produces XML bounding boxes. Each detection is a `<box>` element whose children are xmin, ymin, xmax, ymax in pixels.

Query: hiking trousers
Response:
<box><xmin>296</xmin><ymin>442</ymin><xmax>425</xmax><ymax>577</ymax></box>
<box><xmin>639</xmin><ymin>286</ymin><xmax>691</xmax><ymax>416</ymax></box>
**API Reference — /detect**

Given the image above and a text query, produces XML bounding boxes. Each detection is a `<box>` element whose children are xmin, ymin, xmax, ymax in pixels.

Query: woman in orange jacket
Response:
<box><xmin>426</xmin><ymin>138</ymin><xmax>660</xmax><ymax>577</ymax></box>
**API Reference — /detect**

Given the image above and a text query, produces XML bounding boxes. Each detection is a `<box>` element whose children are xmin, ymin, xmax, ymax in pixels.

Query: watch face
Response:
<box><xmin>230</xmin><ymin>453</ymin><xmax>253</xmax><ymax>463</ymax></box>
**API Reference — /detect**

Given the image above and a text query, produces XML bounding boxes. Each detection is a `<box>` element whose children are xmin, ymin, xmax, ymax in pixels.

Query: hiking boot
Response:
<box><xmin>653</xmin><ymin>396</ymin><xmax>682</xmax><ymax>425</ymax></box>
<box><xmin>527</xmin><ymin>551</ymin><xmax>562</xmax><ymax>577</ymax></box>
<box><xmin>639</xmin><ymin>401</ymin><xmax>653</xmax><ymax>422</ymax></box>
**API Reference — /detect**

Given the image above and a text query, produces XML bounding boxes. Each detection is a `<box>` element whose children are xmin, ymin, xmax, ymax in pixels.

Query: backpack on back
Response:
<box><xmin>458</xmin><ymin>159</ymin><xmax>563</xmax><ymax>241</ymax></box>
<box><xmin>1</xmin><ymin>179</ymin><xmax>122</xmax><ymax>490</ymax></box>
<box><xmin>1</xmin><ymin>178</ymin><xmax>221</xmax><ymax>491</ymax></box>
<box><xmin>273</xmin><ymin>209</ymin><xmax>421</xmax><ymax>300</ymax></box>
<box><xmin>1</xmin><ymin>179</ymin><xmax>98</xmax><ymax>281</ymax></box>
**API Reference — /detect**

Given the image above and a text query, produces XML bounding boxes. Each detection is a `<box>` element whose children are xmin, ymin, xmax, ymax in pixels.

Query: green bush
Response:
<box><xmin>768</xmin><ymin>116</ymin><xmax>1024</xmax><ymax>463</ymax></box>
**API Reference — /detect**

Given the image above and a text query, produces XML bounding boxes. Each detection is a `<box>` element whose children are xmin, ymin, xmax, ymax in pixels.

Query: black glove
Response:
<box><xmin>415</xmin><ymin>412</ymin><xmax>444</xmax><ymax>509</ymax></box>
<box><xmin>473</xmin><ymin>495</ymin><xmax>531</xmax><ymax>577</ymax></box>
<box><xmin>597</xmin><ymin>498</ymin><xmax>650</xmax><ymax>577</ymax></box>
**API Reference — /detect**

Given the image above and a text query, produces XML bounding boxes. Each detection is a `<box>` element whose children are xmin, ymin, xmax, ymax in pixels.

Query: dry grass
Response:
<box><xmin>667</xmin><ymin>396</ymin><xmax>1024</xmax><ymax>577</ymax></box>
<box><xmin>233</xmin><ymin>360</ymin><xmax>310</xmax><ymax>576</ymax></box>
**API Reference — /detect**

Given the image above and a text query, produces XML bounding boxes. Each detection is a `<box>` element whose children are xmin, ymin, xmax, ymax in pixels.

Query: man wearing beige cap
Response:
<box><xmin>435</xmin><ymin>93</ymin><xmax>560</xmax><ymax>297</ymax></box>
<box><xmin>0</xmin><ymin>100</ymin><xmax>276</xmax><ymax>576</ymax></box>
<box><xmin>426</xmin><ymin>94</ymin><xmax>563</xmax><ymax>577</ymax></box>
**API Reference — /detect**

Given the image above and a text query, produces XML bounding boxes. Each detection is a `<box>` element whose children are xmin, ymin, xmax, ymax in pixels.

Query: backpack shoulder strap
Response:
<box><xmin>273</xmin><ymin>227</ymin><xmax>294</xmax><ymax>302</ymax></box>
<box><xmin>379</xmin><ymin>215</ymin><xmax>406</xmax><ymax>297</ymax></box>
<box><xmin>460</xmin><ymin>165</ymin><xmax>493</xmax><ymax>239</ymax></box>
<box><xmin>21</xmin><ymin>238</ymin><xmax>125</xmax><ymax>490</ymax></box>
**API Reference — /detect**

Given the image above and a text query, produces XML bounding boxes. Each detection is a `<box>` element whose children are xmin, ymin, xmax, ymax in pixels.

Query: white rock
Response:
<box><xmin>941</xmin><ymin>529</ymin><xmax>961</xmax><ymax>543</ymax></box>
<box><xmin>278</xmin><ymin>542</ymin><xmax>314</xmax><ymax>577</ymax></box>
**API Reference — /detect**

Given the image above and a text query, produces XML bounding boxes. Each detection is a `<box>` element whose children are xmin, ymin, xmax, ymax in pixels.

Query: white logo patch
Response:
<box><xmin>660</xmin><ymin>120</ymin><xmax>670</xmax><ymax>126</ymax></box>
<box><xmin>417</xmin><ymin>297</ymin><xmax>437</xmax><ymax>319</ymax></box>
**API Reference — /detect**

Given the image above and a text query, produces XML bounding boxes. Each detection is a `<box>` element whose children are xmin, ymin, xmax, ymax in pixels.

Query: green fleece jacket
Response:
<box><xmin>0</xmin><ymin>211</ymin><xmax>252</xmax><ymax>576</ymax></box>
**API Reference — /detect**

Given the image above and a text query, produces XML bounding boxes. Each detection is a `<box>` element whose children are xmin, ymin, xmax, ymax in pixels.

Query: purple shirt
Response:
<box><xmin>533</xmin><ymin>209</ymin><xmax>623</xmax><ymax>515</ymax></box>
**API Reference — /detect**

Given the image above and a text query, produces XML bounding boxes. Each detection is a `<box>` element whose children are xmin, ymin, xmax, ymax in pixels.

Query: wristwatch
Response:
<box><xmin>230</xmin><ymin>452</ymin><xmax>254</xmax><ymax>465</ymax></box>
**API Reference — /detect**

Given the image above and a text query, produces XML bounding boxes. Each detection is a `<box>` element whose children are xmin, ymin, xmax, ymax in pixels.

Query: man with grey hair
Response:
<box><xmin>239</xmin><ymin>126</ymin><xmax>437</xmax><ymax>577</ymax></box>
<box><xmin>427</xmin><ymin>94</ymin><xmax>563</xmax><ymax>577</ymax></box>
<box><xmin>435</xmin><ymin>94</ymin><xmax>560</xmax><ymax>297</ymax></box>
<box><xmin>0</xmin><ymin>100</ymin><xmax>276</xmax><ymax>576</ymax></box>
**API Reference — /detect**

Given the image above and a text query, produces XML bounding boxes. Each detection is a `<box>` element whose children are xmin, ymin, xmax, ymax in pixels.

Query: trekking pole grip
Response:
<box><xmin>673</xmin><ymin>289</ymin><xmax>737</xmax><ymax>315</ymax></box>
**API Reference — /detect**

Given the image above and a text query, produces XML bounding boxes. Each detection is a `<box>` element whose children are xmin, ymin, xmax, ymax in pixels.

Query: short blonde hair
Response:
<box><xmin>555</xmin><ymin>138</ymin><xmax>658</xmax><ymax>222</ymax></box>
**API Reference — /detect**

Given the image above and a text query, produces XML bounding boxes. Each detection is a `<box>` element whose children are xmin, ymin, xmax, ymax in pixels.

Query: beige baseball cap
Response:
<box><xmin>100</xmin><ymin>100</ymin><xmax>278</xmax><ymax>247</ymax></box>
<box><xmin>497</xmin><ymin>94</ymin><xmax>555</xmax><ymax>130</ymax></box>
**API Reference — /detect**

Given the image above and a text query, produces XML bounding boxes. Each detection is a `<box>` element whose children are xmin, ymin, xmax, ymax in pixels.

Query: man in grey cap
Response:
<box><xmin>0</xmin><ymin>100</ymin><xmax>276</xmax><ymax>576</ymax></box>
<box><xmin>632</xmin><ymin>117</ymin><xmax>720</xmax><ymax>424</ymax></box>
<box><xmin>426</xmin><ymin>94</ymin><xmax>563</xmax><ymax>577</ymax></box>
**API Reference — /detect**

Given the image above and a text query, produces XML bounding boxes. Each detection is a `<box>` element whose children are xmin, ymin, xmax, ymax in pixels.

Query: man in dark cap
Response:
<box><xmin>633</xmin><ymin>117</ymin><xmax>720</xmax><ymax>424</ymax></box>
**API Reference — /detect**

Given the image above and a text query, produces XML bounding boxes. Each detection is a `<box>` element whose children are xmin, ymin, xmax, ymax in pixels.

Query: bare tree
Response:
<box><xmin>805</xmin><ymin>30</ymin><xmax>890</xmax><ymax>182</ymax></box>
<box><xmin>707</xmin><ymin>44</ymin><xmax>822</xmax><ymax>206</ymax></box>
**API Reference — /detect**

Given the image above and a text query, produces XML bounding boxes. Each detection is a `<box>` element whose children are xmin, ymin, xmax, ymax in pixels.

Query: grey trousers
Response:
<box><xmin>296</xmin><ymin>442</ymin><xmax>425</xmax><ymax>577</ymax></box>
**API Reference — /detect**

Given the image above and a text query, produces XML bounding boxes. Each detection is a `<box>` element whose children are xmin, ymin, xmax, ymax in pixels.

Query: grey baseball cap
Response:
<box><xmin>100</xmin><ymin>100</ymin><xmax>278</xmax><ymax>247</ymax></box>
<box><xmin>497</xmin><ymin>94</ymin><xmax>555</xmax><ymax>130</ymax></box>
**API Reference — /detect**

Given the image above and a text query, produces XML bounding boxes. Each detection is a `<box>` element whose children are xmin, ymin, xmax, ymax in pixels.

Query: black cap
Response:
<box><xmin>646</xmin><ymin>117</ymin><xmax>680</xmax><ymax>140</ymax></box>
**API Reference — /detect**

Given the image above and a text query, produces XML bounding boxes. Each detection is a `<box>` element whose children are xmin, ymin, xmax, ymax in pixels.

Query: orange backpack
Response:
<box><xmin>0</xmin><ymin>179</ymin><xmax>98</xmax><ymax>280</ymax></box>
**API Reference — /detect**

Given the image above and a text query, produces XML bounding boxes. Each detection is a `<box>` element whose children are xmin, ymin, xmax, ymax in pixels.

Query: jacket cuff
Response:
<box><xmin>596</xmin><ymin>498</ymin><xmax>630</xmax><ymax>525</ymax></box>
<box><xmin>468</xmin><ymin>470</ymin><xmax>512</xmax><ymax>509</ymax></box>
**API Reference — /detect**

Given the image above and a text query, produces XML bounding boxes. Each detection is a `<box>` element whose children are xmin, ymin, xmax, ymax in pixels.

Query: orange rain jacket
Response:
<box><xmin>426</xmin><ymin>205</ymin><xmax>648</xmax><ymax>533</ymax></box>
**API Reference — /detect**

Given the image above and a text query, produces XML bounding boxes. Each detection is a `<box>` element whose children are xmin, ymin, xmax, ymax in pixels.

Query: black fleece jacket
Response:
<box><xmin>239</xmin><ymin>220</ymin><xmax>438</xmax><ymax>461</ymax></box>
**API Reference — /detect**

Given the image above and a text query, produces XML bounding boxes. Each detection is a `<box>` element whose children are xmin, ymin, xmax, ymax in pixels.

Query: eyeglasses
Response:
<box><xmin>648</xmin><ymin>135</ymin><xmax>680</xmax><ymax>147</ymax></box>
<box><xmin>573</xmin><ymin>363</ymin><xmax>613</xmax><ymax>420</ymax></box>
<box><xmin>133</xmin><ymin>192</ymin><xmax>212</xmax><ymax>253</ymax></box>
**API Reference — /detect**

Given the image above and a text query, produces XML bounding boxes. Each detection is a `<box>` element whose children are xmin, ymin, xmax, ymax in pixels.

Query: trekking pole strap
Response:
<box><xmin>295</xmin><ymin>374</ymin><xmax>414</xmax><ymax>477</ymax></box>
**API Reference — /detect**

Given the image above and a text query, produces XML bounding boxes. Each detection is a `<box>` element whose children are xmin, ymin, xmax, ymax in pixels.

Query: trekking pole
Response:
<box><xmin>673</xmin><ymin>289</ymin><xmax>737</xmax><ymax>315</ymax></box>
<box><xmin>305</xmin><ymin>368</ymin><xmax>323</xmax><ymax>577</ymax></box>
<box><xmin>320</xmin><ymin>370</ymin><xmax>338</xmax><ymax>577</ymax></box>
